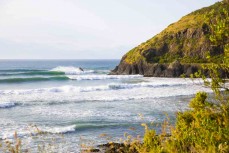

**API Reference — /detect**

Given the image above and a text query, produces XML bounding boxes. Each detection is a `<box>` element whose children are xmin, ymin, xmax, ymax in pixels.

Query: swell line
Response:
<box><xmin>0</xmin><ymin>69</ymin><xmax>44</xmax><ymax>72</ymax></box>
<box><xmin>0</xmin><ymin>71</ymin><xmax>65</xmax><ymax>76</ymax></box>
<box><xmin>41</xmin><ymin>122</ymin><xmax>139</xmax><ymax>134</ymax></box>
<box><xmin>0</xmin><ymin>76</ymin><xmax>69</xmax><ymax>83</ymax></box>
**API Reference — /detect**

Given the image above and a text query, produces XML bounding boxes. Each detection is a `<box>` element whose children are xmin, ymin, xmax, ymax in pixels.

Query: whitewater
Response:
<box><xmin>0</xmin><ymin>60</ymin><xmax>212</xmax><ymax>152</ymax></box>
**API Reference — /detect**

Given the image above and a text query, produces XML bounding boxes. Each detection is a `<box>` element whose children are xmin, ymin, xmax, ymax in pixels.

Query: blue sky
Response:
<box><xmin>0</xmin><ymin>0</ymin><xmax>219</xmax><ymax>59</ymax></box>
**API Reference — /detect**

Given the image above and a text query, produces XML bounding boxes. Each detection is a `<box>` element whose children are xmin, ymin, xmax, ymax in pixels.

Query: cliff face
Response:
<box><xmin>111</xmin><ymin>2</ymin><xmax>229</xmax><ymax>77</ymax></box>
<box><xmin>110</xmin><ymin>60</ymin><xmax>225</xmax><ymax>77</ymax></box>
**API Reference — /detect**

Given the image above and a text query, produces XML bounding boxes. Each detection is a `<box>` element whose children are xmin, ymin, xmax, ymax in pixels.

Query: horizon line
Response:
<box><xmin>0</xmin><ymin>59</ymin><xmax>120</xmax><ymax>60</ymax></box>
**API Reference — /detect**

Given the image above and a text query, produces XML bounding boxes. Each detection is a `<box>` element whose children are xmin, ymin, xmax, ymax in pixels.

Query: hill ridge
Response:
<box><xmin>111</xmin><ymin>1</ymin><xmax>229</xmax><ymax>77</ymax></box>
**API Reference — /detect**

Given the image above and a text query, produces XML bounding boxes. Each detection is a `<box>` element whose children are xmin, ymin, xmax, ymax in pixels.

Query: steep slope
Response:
<box><xmin>111</xmin><ymin>2</ymin><xmax>229</xmax><ymax>77</ymax></box>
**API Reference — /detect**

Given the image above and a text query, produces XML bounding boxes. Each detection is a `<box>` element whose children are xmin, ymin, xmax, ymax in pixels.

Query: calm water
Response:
<box><xmin>0</xmin><ymin>60</ymin><xmax>211</xmax><ymax>152</ymax></box>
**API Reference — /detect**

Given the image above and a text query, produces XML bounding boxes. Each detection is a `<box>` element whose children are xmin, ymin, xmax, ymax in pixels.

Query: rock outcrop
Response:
<box><xmin>110</xmin><ymin>61</ymin><xmax>206</xmax><ymax>77</ymax></box>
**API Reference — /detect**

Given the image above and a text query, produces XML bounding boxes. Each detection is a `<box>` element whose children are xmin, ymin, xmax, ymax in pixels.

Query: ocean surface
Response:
<box><xmin>0</xmin><ymin>60</ymin><xmax>211</xmax><ymax>152</ymax></box>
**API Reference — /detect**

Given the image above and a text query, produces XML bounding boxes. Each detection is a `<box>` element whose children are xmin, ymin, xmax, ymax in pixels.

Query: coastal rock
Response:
<box><xmin>97</xmin><ymin>143</ymin><xmax>138</xmax><ymax>153</ymax></box>
<box><xmin>110</xmin><ymin>61</ymin><xmax>228</xmax><ymax>78</ymax></box>
<box><xmin>79</xmin><ymin>67</ymin><xmax>84</xmax><ymax>71</ymax></box>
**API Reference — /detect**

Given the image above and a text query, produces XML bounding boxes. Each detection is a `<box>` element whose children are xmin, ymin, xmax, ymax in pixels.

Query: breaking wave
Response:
<box><xmin>0</xmin><ymin>122</ymin><xmax>134</xmax><ymax>140</ymax></box>
<box><xmin>0</xmin><ymin>75</ymin><xmax>142</xmax><ymax>83</ymax></box>
<box><xmin>67</xmin><ymin>75</ymin><xmax>142</xmax><ymax>80</ymax></box>
<box><xmin>0</xmin><ymin>102</ymin><xmax>16</xmax><ymax>109</ymax></box>
<box><xmin>0</xmin><ymin>81</ymin><xmax>192</xmax><ymax>95</ymax></box>
<box><xmin>41</xmin><ymin>125</ymin><xmax>77</xmax><ymax>134</ymax></box>
<box><xmin>50</xmin><ymin>66</ymin><xmax>94</xmax><ymax>75</ymax></box>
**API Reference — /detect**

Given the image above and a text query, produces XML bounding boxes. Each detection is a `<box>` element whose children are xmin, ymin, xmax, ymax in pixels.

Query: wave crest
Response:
<box><xmin>0</xmin><ymin>102</ymin><xmax>16</xmax><ymax>109</ymax></box>
<box><xmin>68</xmin><ymin>75</ymin><xmax>142</xmax><ymax>80</ymax></box>
<box><xmin>0</xmin><ymin>81</ymin><xmax>189</xmax><ymax>96</ymax></box>
<box><xmin>41</xmin><ymin>125</ymin><xmax>76</xmax><ymax>134</ymax></box>
<box><xmin>50</xmin><ymin>66</ymin><xmax>94</xmax><ymax>75</ymax></box>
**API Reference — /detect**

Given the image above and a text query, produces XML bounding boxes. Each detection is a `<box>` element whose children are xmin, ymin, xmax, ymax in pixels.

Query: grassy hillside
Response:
<box><xmin>124</xmin><ymin>2</ymin><xmax>229</xmax><ymax>64</ymax></box>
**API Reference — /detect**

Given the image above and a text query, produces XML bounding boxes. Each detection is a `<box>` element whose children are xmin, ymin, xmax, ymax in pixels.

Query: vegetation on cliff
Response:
<box><xmin>124</xmin><ymin>1</ymin><xmax>229</xmax><ymax>64</ymax></box>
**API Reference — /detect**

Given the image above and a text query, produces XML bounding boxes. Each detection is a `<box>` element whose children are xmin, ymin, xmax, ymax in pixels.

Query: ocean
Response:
<box><xmin>0</xmin><ymin>60</ymin><xmax>211</xmax><ymax>152</ymax></box>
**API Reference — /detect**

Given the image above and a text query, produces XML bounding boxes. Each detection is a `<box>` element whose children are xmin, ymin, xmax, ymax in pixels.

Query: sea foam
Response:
<box><xmin>50</xmin><ymin>66</ymin><xmax>94</xmax><ymax>75</ymax></box>
<box><xmin>0</xmin><ymin>125</ymin><xmax>77</xmax><ymax>140</ymax></box>
<box><xmin>0</xmin><ymin>102</ymin><xmax>16</xmax><ymax>109</ymax></box>
<box><xmin>41</xmin><ymin>125</ymin><xmax>77</xmax><ymax>134</ymax></box>
<box><xmin>0</xmin><ymin>78</ymin><xmax>211</xmax><ymax>105</ymax></box>
<box><xmin>0</xmin><ymin>80</ymin><xmax>191</xmax><ymax>95</ymax></box>
<box><xmin>68</xmin><ymin>74</ymin><xmax>142</xmax><ymax>80</ymax></box>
